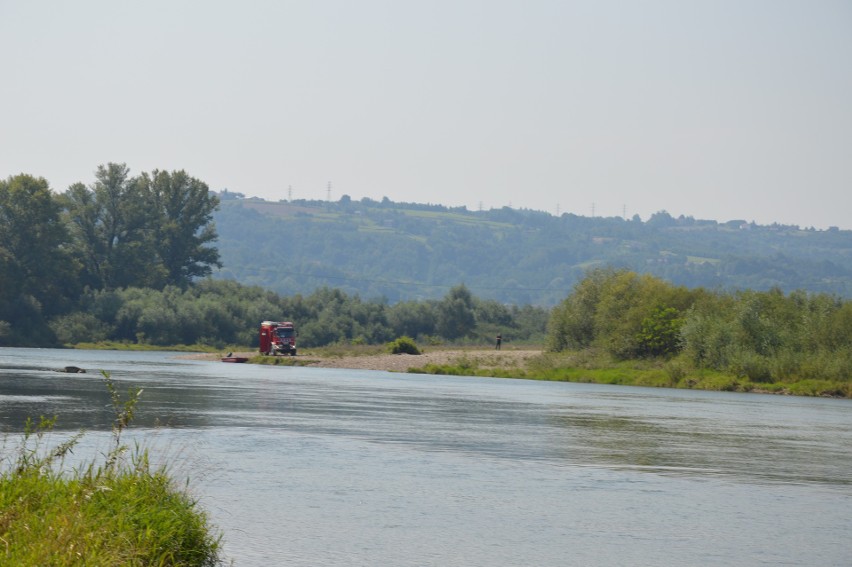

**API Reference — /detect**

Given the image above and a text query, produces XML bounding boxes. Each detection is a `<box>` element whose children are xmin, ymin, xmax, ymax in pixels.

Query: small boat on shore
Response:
<box><xmin>221</xmin><ymin>356</ymin><xmax>249</xmax><ymax>363</ymax></box>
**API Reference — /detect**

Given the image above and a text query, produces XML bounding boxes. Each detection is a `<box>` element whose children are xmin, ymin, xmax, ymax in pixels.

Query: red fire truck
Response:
<box><xmin>259</xmin><ymin>321</ymin><xmax>297</xmax><ymax>356</ymax></box>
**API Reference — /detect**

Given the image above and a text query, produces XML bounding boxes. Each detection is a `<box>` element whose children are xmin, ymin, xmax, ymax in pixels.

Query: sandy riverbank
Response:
<box><xmin>175</xmin><ymin>347</ymin><xmax>850</xmax><ymax>396</ymax></box>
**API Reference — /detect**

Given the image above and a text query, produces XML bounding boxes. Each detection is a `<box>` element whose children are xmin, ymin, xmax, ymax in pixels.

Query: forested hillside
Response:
<box><xmin>212</xmin><ymin>194</ymin><xmax>852</xmax><ymax>306</ymax></box>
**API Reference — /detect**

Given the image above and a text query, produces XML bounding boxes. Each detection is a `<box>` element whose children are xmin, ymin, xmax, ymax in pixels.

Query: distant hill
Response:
<box><xmin>211</xmin><ymin>194</ymin><xmax>852</xmax><ymax>306</ymax></box>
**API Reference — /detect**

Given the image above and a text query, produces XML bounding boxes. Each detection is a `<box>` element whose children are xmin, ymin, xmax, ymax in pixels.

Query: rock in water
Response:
<box><xmin>56</xmin><ymin>366</ymin><xmax>87</xmax><ymax>373</ymax></box>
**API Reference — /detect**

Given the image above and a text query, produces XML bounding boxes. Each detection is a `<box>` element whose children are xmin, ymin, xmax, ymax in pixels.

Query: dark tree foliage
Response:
<box><xmin>436</xmin><ymin>285</ymin><xmax>476</xmax><ymax>340</ymax></box>
<box><xmin>61</xmin><ymin>163</ymin><xmax>151</xmax><ymax>290</ymax></box>
<box><xmin>62</xmin><ymin>164</ymin><xmax>221</xmax><ymax>290</ymax></box>
<box><xmin>134</xmin><ymin>170</ymin><xmax>221</xmax><ymax>287</ymax></box>
<box><xmin>0</xmin><ymin>174</ymin><xmax>76</xmax><ymax>344</ymax></box>
<box><xmin>387</xmin><ymin>300</ymin><xmax>437</xmax><ymax>338</ymax></box>
<box><xmin>0</xmin><ymin>164</ymin><xmax>222</xmax><ymax>344</ymax></box>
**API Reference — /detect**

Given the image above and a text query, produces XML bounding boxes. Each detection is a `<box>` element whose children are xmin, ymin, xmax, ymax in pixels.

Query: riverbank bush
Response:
<box><xmin>0</xmin><ymin>374</ymin><xmax>222</xmax><ymax>566</ymax></box>
<box><xmin>387</xmin><ymin>336</ymin><xmax>420</xmax><ymax>355</ymax></box>
<box><xmin>545</xmin><ymin>270</ymin><xmax>852</xmax><ymax>396</ymax></box>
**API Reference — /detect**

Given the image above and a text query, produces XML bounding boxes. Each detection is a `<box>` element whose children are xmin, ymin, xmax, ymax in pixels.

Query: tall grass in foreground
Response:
<box><xmin>0</xmin><ymin>373</ymin><xmax>222</xmax><ymax>566</ymax></box>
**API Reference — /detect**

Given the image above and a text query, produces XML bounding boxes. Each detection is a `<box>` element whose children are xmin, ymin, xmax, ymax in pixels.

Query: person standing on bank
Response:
<box><xmin>495</xmin><ymin>333</ymin><xmax>502</xmax><ymax>350</ymax></box>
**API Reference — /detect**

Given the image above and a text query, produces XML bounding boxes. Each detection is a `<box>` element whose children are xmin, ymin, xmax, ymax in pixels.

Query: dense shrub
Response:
<box><xmin>547</xmin><ymin>270</ymin><xmax>852</xmax><ymax>388</ymax></box>
<box><xmin>387</xmin><ymin>336</ymin><xmax>421</xmax><ymax>355</ymax></box>
<box><xmin>49</xmin><ymin>312</ymin><xmax>112</xmax><ymax>344</ymax></box>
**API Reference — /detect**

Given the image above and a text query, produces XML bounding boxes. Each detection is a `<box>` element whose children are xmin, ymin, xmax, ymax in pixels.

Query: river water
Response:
<box><xmin>1</xmin><ymin>348</ymin><xmax>850</xmax><ymax>566</ymax></box>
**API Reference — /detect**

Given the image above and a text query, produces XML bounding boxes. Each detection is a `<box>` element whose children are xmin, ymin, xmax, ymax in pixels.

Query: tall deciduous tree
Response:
<box><xmin>0</xmin><ymin>174</ymin><xmax>74</xmax><ymax>342</ymax></box>
<box><xmin>62</xmin><ymin>181</ymin><xmax>104</xmax><ymax>289</ymax></box>
<box><xmin>62</xmin><ymin>163</ymin><xmax>151</xmax><ymax>289</ymax></box>
<box><xmin>135</xmin><ymin>169</ymin><xmax>221</xmax><ymax>287</ymax></box>
<box><xmin>62</xmin><ymin>164</ymin><xmax>220</xmax><ymax>290</ymax></box>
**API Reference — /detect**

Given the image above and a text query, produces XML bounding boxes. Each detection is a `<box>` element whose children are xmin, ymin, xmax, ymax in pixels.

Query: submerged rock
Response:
<box><xmin>55</xmin><ymin>366</ymin><xmax>87</xmax><ymax>373</ymax></box>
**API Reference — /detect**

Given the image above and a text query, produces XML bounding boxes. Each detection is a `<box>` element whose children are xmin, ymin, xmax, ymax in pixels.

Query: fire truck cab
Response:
<box><xmin>259</xmin><ymin>320</ymin><xmax>297</xmax><ymax>356</ymax></box>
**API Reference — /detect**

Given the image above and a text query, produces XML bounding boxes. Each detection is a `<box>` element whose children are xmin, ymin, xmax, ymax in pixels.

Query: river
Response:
<box><xmin>1</xmin><ymin>348</ymin><xmax>850</xmax><ymax>566</ymax></box>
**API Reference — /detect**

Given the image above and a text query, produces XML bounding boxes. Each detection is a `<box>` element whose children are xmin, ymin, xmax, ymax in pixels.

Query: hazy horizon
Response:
<box><xmin>2</xmin><ymin>1</ymin><xmax>850</xmax><ymax>229</ymax></box>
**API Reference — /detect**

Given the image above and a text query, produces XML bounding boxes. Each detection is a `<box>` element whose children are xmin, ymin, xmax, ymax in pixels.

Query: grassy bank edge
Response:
<box><xmin>0</xmin><ymin>373</ymin><xmax>223</xmax><ymax>566</ymax></box>
<box><xmin>404</xmin><ymin>351</ymin><xmax>852</xmax><ymax>398</ymax></box>
<box><xmin>65</xmin><ymin>342</ymin><xmax>851</xmax><ymax>398</ymax></box>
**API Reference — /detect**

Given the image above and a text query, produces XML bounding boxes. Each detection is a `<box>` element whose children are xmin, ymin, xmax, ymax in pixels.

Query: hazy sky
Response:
<box><xmin>2</xmin><ymin>1</ymin><xmax>850</xmax><ymax>228</ymax></box>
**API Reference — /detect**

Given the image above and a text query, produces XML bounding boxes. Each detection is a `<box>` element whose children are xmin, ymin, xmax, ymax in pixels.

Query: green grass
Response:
<box><xmin>0</xmin><ymin>374</ymin><xmax>222</xmax><ymax>566</ymax></box>
<box><xmin>250</xmin><ymin>354</ymin><xmax>315</xmax><ymax>366</ymax></box>
<box><xmin>406</xmin><ymin>350</ymin><xmax>852</xmax><ymax>397</ymax></box>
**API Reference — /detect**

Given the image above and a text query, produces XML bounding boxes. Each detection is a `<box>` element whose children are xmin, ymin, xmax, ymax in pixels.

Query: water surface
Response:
<box><xmin>1</xmin><ymin>348</ymin><xmax>850</xmax><ymax>566</ymax></box>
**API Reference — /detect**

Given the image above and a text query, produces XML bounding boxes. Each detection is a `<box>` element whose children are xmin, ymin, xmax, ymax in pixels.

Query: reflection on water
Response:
<box><xmin>550</xmin><ymin>412</ymin><xmax>852</xmax><ymax>485</ymax></box>
<box><xmin>2</xmin><ymin>347</ymin><xmax>851</xmax><ymax>566</ymax></box>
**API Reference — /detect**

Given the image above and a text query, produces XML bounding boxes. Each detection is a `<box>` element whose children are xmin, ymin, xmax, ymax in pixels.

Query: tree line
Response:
<box><xmin>47</xmin><ymin>281</ymin><xmax>548</xmax><ymax>349</ymax></box>
<box><xmin>1</xmin><ymin>165</ymin><xmax>220</xmax><ymax>344</ymax></box>
<box><xmin>547</xmin><ymin>268</ymin><xmax>852</xmax><ymax>386</ymax></box>
<box><xmin>1</xmin><ymin>165</ymin><xmax>548</xmax><ymax>348</ymax></box>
